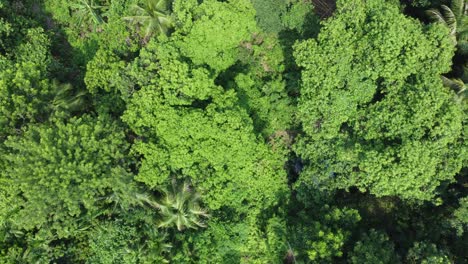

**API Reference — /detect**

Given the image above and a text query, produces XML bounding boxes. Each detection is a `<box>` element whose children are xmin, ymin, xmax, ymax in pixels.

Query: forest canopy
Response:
<box><xmin>0</xmin><ymin>0</ymin><xmax>467</xmax><ymax>263</ymax></box>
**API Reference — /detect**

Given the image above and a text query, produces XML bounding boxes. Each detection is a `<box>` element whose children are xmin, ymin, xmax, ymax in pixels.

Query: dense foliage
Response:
<box><xmin>294</xmin><ymin>0</ymin><xmax>463</xmax><ymax>202</ymax></box>
<box><xmin>0</xmin><ymin>0</ymin><xmax>466</xmax><ymax>263</ymax></box>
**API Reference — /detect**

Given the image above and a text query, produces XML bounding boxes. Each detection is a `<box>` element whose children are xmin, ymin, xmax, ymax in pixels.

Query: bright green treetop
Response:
<box><xmin>123</xmin><ymin>38</ymin><xmax>288</xmax><ymax>213</ymax></box>
<box><xmin>294</xmin><ymin>0</ymin><xmax>465</xmax><ymax>201</ymax></box>
<box><xmin>173</xmin><ymin>0</ymin><xmax>257</xmax><ymax>71</ymax></box>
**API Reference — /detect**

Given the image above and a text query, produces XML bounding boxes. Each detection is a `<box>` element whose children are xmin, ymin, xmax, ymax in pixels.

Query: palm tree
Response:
<box><xmin>441</xmin><ymin>76</ymin><xmax>467</xmax><ymax>102</ymax></box>
<box><xmin>136</xmin><ymin>224</ymin><xmax>172</xmax><ymax>263</ymax></box>
<box><xmin>69</xmin><ymin>0</ymin><xmax>107</xmax><ymax>29</ymax></box>
<box><xmin>123</xmin><ymin>0</ymin><xmax>173</xmax><ymax>42</ymax></box>
<box><xmin>50</xmin><ymin>81</ymin><xmax>88</xmax><ymax>113</ymax></box>
<box><xmin>427</xmin><ymin>0</ymin><xmax>468</xmax><ymax>98</ymax></box>
<box><xmin>426</xmin><ymin>0</ymin><xmax>468</xmax><ymax>54</ymax></box>
<box><xmin>136</xmin><ymin>180</ymin><xmax>209</xmax><ymax>231</ymax></box>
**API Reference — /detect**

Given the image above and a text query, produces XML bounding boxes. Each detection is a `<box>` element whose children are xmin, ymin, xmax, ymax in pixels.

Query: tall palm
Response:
<box><xmin>123</xmin><ymin>0</ymin><xmax>173</xmax><ymax>42</ymax></box>
<box><xmin>136</xmin><ymin>180</ymin><xmax>209</xmax><ymax>231</ymax></box>
<box><xmin>426</xmin><ymin>0</ymin><xmax>468</xmax><ymax>54</ymax></box>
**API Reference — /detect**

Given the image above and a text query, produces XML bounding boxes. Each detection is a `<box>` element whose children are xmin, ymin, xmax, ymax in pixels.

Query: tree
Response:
<box><xmin>122</xmin><ymin>32</ymin><xmax>288</xmax><ymax>214</ymax></box>
<box><xmin>235</xmin><ymin>33</ymin><xmax>294</xmax><ymax>137</ymax></box>
<box><xmin>449</xmin><ymin>196</ymin><xmax>468</xmax><ymax>236</ymax></box>
<box><xmin>172</xmin><ymin>0</ymin><xmax>257</xmax><ymax>72</ymax></box>
<box><xmin>250</xmin><ymin>0</ymin><xmax>287</xmax><ymax>34</ymax></box>
<box><xmin>288</xmin><ymin>204</ymin><xmax>361</xmax><ymax>263</ymax></box>
<box><xmin>136</xmin><ymin>180</ymin><xmax>209</xmax><ymax>231</ymax></box>
<box><xmin>123</xmin><ymin>0</ymin><xmax>173</xmax><ymax>42</ymax></box>
<box><xmin>83</xmin><ymin>47</ymin><xmax>130</xmax><ymax>115</ymax></box>
<box><xmin>69</xmin><ymin>0</ymin><xmax>106</xmax><ymax>28</ymax></box>
<box><xmin>85</xmin><ymin>219</ymin><xmax>172</xmax><ymax>263</ymax></box>
<box><xmin>406</xmin><ymin>242</ymin><xmax>452</xmax><ymax>264</ymax></box>
<box><xmin>171</xmin><ymin>216</ymin><xmax>288</xmax><ymax>263</ymax></box>
<box><xmin>348</xmin><ymin>229</ymin><xmax>401</xmax><ymax>264</ymax></box>
<box><xmin>293</xmin><ymin>0</ymin><xmax>465</xmax><ymax>201</ymax></box>
<box><xmin>50</xmin><ymin>81</ymin><xmax>88</xmax><ymax>114</ymax></box>
<box><xmin>0</xmin><ymin>115</ymin><xmax>136</xmax><ymax>260</ymax></box>
<box><xmin>441</xmin><ymin>75</ymin><xmax>467</xmax><ymax>102</ymax></box>
<box><xmin>0</xmin><ymin>27</ymin><xmax>53</xmax><ymax>136</ymax></box>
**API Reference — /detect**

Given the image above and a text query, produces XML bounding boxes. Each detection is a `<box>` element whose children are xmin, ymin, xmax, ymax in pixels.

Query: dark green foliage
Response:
<box><xmin>450</xmin><ymin>196</ymin><xmax>468</xmax><ymax>236</ymax></box>
<box><xmin>86</xmin><ymin>221</ymin><xmax>142</xmax><ymax>263</ymax></box>
<box><xmin>44</xmin><ymin>0</ymin><xmax>107</xmax><ymax>32</ymax></box>
<box><xmin>427</xmin><ymin>0</ymin><xmax>468</xmax><ymax>107</ymax></box>
<box><xmin>0</xmin><ymin>115</ymin><xmax>135</xmax><ymax>260</ymax></box>
<box><xmin>281</xmin><ymin>1</ymin><xmax>317</xmax><ymax>36</ymax></box>
<box><xmin>251</xmin><ymin>0</ymin><xmax>318</xmax><ymax>36</ymax></box>
<box><xmin>86</xmin><ymin>219</ymin><xmax>171</xmax><ymax>263</ymax></box>
<box><xmin>235</xmin><ymin>33</ymin><xmax>294</xmax><ymax>137</ymax></box>
<box><xmin>251</xmin><ymin>0</ymin><xmax>287</xmax><ymax>34</ymax></box>
<box><xmin>0</xmin><ymin>27</ymin><xmax>52</xmax><ymax>135</ymax></box>
<box><xmin>348</xmin><ymin>229</ymin><xmax>400</xmax><ymax>264</ymax></box>
<box><xmin>0</xmin><ymin>24</ymin><xmax>88</xmax><ymax>137</ymax></box>
<box><xmin>406</xmin><ymin>241</ymin><xmax>452</xmax><ymax>263</ymax></box>
<box><xmin>172</xmin><ymin>216</ymin><xmax>288</xmax><ymax>263</ymax></box>
<box><xmin>44</xmin><ymin>0</ymin><xmax>138</xmax><ymax>65</ymax></box>
<box><xmin>289</xmin><ymin>204</ymin><xmax>361</xmax><ymax>262</ymax></box>
<box><xmin>69</xmin><ymin>0</ymin><xmax>106</xmax><ymax>28</ymax></box>
<box><xmin>408</xmin><ymin>0</ymin><xmax>437</xmax><ymax>7</ymax></box>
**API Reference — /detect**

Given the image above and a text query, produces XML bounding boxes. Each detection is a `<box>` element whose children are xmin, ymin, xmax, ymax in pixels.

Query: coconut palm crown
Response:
<box><xmin>123</xmin><ymin>0</ymin><xmax>173</xmax><ymax>42</ymax></box>
<box><xmin>136</xmin><ymin>180</ymin><xmax>209</xmax><ymax>231</ymax></box>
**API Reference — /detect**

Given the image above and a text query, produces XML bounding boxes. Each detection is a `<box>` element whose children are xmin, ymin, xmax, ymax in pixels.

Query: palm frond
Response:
<box><xmin>136</xmin><ymin>193</ymin><xmax>162</xmax><ymax>209</ymax></box>
<box><xmin>457</xmin><ymin>40</ymin><xmax>468</xmax><ymax>55</ymax></box>
<box><xmin>441</xmin><ymin>5</ymin><xmax>457</xmax><ymax>35</ymax></box>
<box><xmin>462</xmin><ymin>64</ymin><xmax>468</xmax><ymax>82</ymax></box>
<box><xmin>155</xmin><ymin>0</ymin><xmax>170</xmax><ymax>10</ymax></box>
<box><xmin>441</xmin><ymin>76</ymin><xmax>466</xmax><ymax>92</ymax></box>
<box><xmin>70</xmin><ymin>0</ymin><xmax>106</xmax><ymax>27</ymax></box>
<box><xmin>458</xmin><ymin>29</ymin><xmax>468</xmax><ymax>41</ymax></box>
<box><xmin>426</xmin><ymin>8</ymin><xmax>447</xmax><ymax>24</ymax></box>
<box><xmin>123</xmin><ymin>0</ymin><xmax>172</xmax><ymax>40</ymax></box>
<box><xmin>158</xmin><ymin>214</ymin><xmax>177</xmax><ymax>228</ymax></box>
<box><xmin>450</xmin><ymin>0</ymin><xmax>465</xmax><ymax>21</ymax></box>
<box><xmin>136</xmin><ymin>179</ymin><xmax>208</xmax><ymax>231</ymax></box>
